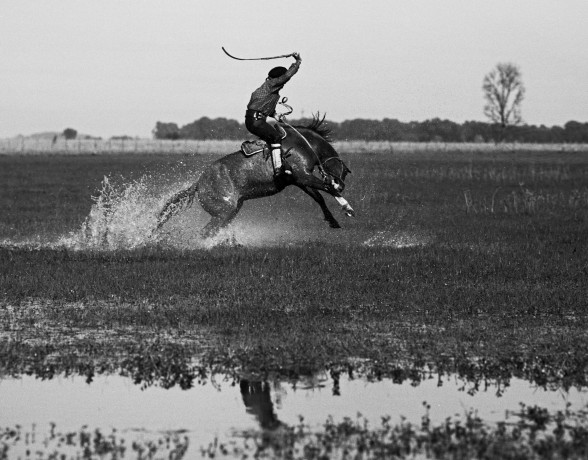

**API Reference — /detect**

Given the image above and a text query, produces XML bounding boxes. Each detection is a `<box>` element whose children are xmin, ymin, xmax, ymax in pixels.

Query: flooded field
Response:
<box><xmin>1</xmin><ymin>149</ymin><xmax>588</xmax><ymax>458</ymax></box>
<box><xmin>2</xmin><ymin>372</ymin><xmax>587</xmax><ymax>458</ymax></box>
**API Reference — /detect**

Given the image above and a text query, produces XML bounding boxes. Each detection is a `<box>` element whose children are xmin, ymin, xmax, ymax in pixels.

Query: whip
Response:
<box><xmin>222</xmin><ymin>47</ymin><xmax>294</xmax><ymax>61</ymax></box>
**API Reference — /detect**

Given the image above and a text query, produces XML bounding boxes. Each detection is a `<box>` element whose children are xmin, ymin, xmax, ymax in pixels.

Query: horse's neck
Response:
<box><xmin>286</xmin><ymin>126</ymin><xmax>318</xmax><ymax>153</ymax></box>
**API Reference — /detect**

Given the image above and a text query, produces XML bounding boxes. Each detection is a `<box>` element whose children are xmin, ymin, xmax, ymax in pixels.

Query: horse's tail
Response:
<box><xmin>155</xmin><ymin>183</ymin><xmax>199</xmax><ymax>231</ymax></box>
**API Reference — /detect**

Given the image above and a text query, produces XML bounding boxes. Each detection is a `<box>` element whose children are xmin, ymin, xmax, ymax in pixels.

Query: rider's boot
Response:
<box><xmin>271</xmin><ymin>144</ymin><xmax>292</xmax><ymax>177</ymax></box>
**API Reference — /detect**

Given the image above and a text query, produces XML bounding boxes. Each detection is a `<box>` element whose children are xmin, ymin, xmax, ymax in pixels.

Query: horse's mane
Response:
<box><xmin>295</xmin><ymin>112</ymin><xmax>333</xmax><ymax>144</ymax></box>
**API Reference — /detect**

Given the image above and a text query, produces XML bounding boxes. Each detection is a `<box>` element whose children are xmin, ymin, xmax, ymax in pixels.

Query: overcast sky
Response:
<box><xmin>1</xmin><ymin>0</ymin><xmax>587</xmax><ymax>138</ymax></box>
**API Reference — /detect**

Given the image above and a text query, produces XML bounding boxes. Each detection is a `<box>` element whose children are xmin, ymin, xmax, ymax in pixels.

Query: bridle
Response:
<box><xmin>322</xmin><ymin>157</ymin><xmax>350</xmax><ymax>183</ymax></box>
<box><xmin>279</xmin><ymin>121</ymin><xmax>348</xmax><ymax>185</ymax></box>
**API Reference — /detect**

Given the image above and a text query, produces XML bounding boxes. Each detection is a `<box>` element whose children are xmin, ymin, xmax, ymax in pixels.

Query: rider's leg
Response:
<box><xmin>270</xmin><ymin>144</ymin><xmax>291</xmax><ymax>176</ymax></box>
<box><xmin>245</xmin><ymin>117</ymin><xmax>290</xmax><ymax>176</ymax></box>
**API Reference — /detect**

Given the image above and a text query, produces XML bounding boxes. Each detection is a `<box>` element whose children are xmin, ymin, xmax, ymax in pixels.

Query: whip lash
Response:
<box><xmin>221</xmin><ymin>47</ymin><xmax>295</xmax><ymax>61</ymax></box>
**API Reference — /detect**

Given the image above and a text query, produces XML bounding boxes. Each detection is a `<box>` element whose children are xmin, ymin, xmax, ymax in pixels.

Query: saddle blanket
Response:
<box><xmin>240</xmin><ymin>139</ymin><xmax>267</xmax><ymax>157</ymax></box>
<box><xmin>240</xmin><ymin>124</ymin><xmax>287</xmax><ymax>157</ymax></box>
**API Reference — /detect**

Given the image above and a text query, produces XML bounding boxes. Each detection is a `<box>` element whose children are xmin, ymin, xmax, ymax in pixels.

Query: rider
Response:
<box><xmin>245</xmin><ymin>52</ymin><xmax>301</xmax><ymax>178</ymax></box>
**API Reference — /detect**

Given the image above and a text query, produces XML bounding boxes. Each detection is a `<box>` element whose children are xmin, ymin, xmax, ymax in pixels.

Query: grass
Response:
<box><xmin>1</xmin><ymin>149</ymin><xmax>587</xmax><ymax>390</ymax></box>
<box><xmin>0</xmin><ymin>153</ymin><xmax>208</xmax><ymax>239</ymax></box>
<box><xmin>4</xmin><ymin>402</ymin><xmax>587</xmax><ymax>459</ymax></box>
<box><xmin>0</xmin><ymin>423</ymin><xmax>189</xmax><ymax>460</ymax></box>
<box><xmin>3</xmin><ymin>402</ymin><xmax>587</xmax><ymax>459</ymax></box>
<box><xmin>203</xmin><ymin>403</ymin><xmax>588</xmax><ymax>459</ymax></box>
<box><xmin>2</xmin><ymin>148</ymin><xmax>588</xmax><ymax>456</ymax></box>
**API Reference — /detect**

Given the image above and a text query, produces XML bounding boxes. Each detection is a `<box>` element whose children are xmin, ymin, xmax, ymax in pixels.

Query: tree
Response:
<box><xmin>62</xmin><ymin>128</ymin><xmax>77</xmax><ymax>140</ymax></box>
<box><xmin>482</xmin><ymin>63</ymin><xmax>525</xmax><ymax>137</ymax></box>
<box><xmin>564</xmin><ymin>121</ymin><xmax>588</xmax><ymax>143</ymax></box>
<box><xmin>152</xmin><ymin>122</ymin><xmax>180</xmax><ymax>140</ymax></box>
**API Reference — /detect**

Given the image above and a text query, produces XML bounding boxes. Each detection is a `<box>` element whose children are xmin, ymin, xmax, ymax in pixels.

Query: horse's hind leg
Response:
<box><xmin>152</xmin><ymin>183</ymin><xmax>198</xmax><ymax>236</ymax></box>
<box><xmin>200</xmin><ymin>202</ymin><xmax>242</xmax><ymax>239</ymax></box>
<box><xmin>197</xmin><ymin>162</ymin><xmax>245</xmax><ymax>239</ymax></box>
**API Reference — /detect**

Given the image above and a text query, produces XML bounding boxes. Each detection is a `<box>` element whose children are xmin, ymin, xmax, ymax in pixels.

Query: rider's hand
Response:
<box><xmin>292</xmin><ymin>52</ymin><xmax>301</xmax><ymax>61</ymax></box>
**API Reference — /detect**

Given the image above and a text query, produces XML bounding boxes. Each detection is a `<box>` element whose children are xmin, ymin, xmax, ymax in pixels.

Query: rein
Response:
<box><xmin>279</xmin><ymin>120</ymin><xmax>329</xmax><ymax>180</ymax></box>
<box><xmin>274</xmin><ymin>102</ymin><xmax>347</xmax><ymax>186</ymax></box>
<box><xmin>273</xmin><ymin>100</ymin><xmax>329</xmax><ymax>177</ymax></box>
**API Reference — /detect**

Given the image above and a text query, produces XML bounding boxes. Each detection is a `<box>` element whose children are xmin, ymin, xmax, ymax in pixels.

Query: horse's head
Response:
<box><xmin>286</xmin><ymin>113</ymin><xmax>352</xmax><ymax>192</ymax></box>
<box><xmin>322</xmin><ymin>157</ymin><xmax>351</xmax><ymax>193</ymax></box>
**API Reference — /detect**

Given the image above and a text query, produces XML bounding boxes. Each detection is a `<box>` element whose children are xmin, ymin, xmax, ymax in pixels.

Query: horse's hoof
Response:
<box><xmin>343</xmin><ymin>204</ymin><xmax>355</xmax><ymax>217</ymax></box>
<box><xmin>329</xmin><ymin>221</ymin><xmax>341</xmax><ymax>229</ymax></box>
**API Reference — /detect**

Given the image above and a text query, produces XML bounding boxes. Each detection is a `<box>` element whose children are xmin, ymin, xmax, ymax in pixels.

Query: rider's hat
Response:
<box><xmin>268</xmin><ymin>67</ymin><xmax>287</xmax><ymax>79</ymax></box>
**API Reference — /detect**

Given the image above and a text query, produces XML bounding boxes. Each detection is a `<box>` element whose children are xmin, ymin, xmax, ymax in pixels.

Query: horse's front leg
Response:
<box><xmin>296</xmin><ymin>185</ymin><xmax>341</xmax><ymax>228</ymax></box>
<box><xmin>294</xmin><ymin>171</ymin><xmax>355</xmax><ymax>217</ymax></box>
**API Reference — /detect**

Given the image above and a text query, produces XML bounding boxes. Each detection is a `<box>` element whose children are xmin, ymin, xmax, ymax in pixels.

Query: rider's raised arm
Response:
<box><xmin>271</xmin><ymin>54</ymin><xmax>301</xmax><ymax>86</ymax></box>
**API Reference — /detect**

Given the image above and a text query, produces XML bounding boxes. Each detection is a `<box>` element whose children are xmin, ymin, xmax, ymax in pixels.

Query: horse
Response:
<box><xmin>154</xmin><ymin>114</ymin><xmax>354</xmax><ymax>239</ymax></box>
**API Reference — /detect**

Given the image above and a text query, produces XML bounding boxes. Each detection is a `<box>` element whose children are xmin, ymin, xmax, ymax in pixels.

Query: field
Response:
<box><xmin>1</xmin><ymin>144</ymin><xmax>588</xmax><ymax>458</ymax></box>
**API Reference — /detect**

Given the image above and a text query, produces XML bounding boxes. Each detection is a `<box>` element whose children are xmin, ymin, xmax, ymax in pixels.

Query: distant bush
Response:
<box><xmin>152</xmin><ymin>122</ymin><xmax>180</xmax><ymax>140</ymax></box>
<box><xmin>62</xmin><ymin>128</ymin><xmax>77</xmax><ymax>140</ymax></box>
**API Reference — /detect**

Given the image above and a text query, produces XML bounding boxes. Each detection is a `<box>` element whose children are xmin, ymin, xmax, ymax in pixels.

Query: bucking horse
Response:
<box><xmin>154</xmin><ymin>114</ymin><xmax>354</xmax><ymax>239</ymax></box>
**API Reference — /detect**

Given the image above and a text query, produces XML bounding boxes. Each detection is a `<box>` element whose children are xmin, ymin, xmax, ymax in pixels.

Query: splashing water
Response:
<box><xmin>1</xmin><ymin>173</ymin><xmax>434</xmax><ymax>251</ymax></box>
<box><xmin>362</xmin><ymin>229</ymin><xmax>433</xmax><ymax>248</ymax></box>
<box><xmin>59</xmin><ymin>176</ymin><xmax>195</xmax><ymax>250</ymax></box>
<box><xmin>56</xmin><ymin>174</ymin><xmax>310</xmax><ymax>250</ymax></box>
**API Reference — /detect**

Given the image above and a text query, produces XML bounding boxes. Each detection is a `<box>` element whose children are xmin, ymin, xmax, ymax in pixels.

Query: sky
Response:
<box><xmin>1</xmin><ymin>0</ymin><xmax>587</xmax><ymax>138</ymax></box>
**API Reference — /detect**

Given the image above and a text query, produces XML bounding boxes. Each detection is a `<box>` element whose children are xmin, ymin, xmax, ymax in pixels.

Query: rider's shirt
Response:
<box><xmin>247</xmin><ymin>60</ymin><xmax>301</xmax><ymax>117</ymax></box>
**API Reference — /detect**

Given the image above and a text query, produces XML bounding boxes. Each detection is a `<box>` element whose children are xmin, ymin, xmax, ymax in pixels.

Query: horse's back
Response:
<box><xmin>197</xmin><ymin>151</ymin><xmax>243</xmax><ymax>192</ymax></box>
<box><xmin>197</xmin><ymin>149</ymin><xmax>278</xmax><ymax>208</ymax></box>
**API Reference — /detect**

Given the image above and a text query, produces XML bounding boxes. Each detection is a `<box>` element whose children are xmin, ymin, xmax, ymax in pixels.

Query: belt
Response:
<box><xmin>245</xmin><ymin>109</ymin><xmax>267</xmax><ymax>120</ymax></box>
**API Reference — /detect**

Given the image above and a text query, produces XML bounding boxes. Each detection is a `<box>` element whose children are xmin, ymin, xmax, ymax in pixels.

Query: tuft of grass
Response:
<box><xmin>0</xmin><ymin>423</ymin><xmax>189</xmax><ymax>460</ymax></box>
<box><xmin>463</xmin><ymin>185</ymin><xmax>588</xmax><ymax>214</ymax></box>
<box><xmin>203</xmin><ymin>403</ymin><xmax>588</xmax><ymax>460</ymax></box>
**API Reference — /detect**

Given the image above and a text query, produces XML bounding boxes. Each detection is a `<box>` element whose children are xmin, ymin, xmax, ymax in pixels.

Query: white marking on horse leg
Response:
<box><xmin>334</xmin><ymin>196</ymin><xmax>355</xmax><ymax>216</ymax></box>
<box><xmin>334</xmin><ymin>196</ymin><xmax>349</xmax><ymax>207</ymax></box>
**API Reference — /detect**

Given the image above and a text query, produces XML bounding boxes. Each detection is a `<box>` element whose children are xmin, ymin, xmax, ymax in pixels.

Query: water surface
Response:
<box><xmin>1</xmin><ymin>372</ymin><xmax>586</xmax><ymax>457</ymax></box>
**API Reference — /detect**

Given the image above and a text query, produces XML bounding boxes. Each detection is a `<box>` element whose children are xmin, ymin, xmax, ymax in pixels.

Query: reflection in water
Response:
<box><xmin>239</xmin><ymin>380</ymin><xmax>283</xmax><ymax>431</ymax></box>
<box><xmin>1</xmin><ymin>372</ymin><xmax>587</xmax><ymax>458</ymax></box>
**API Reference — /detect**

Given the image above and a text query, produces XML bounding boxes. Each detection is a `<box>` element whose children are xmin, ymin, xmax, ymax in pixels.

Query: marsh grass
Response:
<box><xmin>1</xmin><ymin>150</ymin><xmax>588</xmax><ymax>389</ymax></box>
<box><xmin>0</xmin><ymin>423</ymin><xmax>189</xmax><ymax>460</ymax></box>
<box><xmin>1</xmin><ymin>240</ymin><xmax>587</xmax><ymax>389</ymax></box>
<box><xmin>463</xmin><ymin>186</ymin><xmax>588</xmax><ymax>214</ymax></box>
<box><xmin>3</xmin><ymin>404</ymin><xmax>587</xmax><ymax>459</ymax></box>
<box><xmin>203</xmin><ymin>403</ymin><xmax>588</xmax><ymax>460</ymax></box>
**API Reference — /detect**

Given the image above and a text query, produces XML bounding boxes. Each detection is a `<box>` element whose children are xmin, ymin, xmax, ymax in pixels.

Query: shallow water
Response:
<box><xmin>0</xmin><ymin>172</ymin><xmax>432</xmax><ymax>251</ymax></box>
<box><xmin>1</xmin><ymin>372</ymin><xmax>586</xmax><ymax>457</ymax></box>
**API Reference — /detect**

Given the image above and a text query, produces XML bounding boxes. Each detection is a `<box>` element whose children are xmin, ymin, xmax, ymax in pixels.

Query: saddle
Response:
<box><xmin>240</xmin><ymin>124</ymin><xmax>287</xmax><ymax>157</ymax></box>
<box><xmin>240</xmin><ymin>139</ymin><xmax>267</xmax><ymax>157</ymax></box>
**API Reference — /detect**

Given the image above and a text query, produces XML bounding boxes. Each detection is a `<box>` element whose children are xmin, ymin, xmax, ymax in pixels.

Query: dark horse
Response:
<box><xmin>155</xmin><ymin>115</ymin><xmax>354</xmax><ymax>238</ymax></box>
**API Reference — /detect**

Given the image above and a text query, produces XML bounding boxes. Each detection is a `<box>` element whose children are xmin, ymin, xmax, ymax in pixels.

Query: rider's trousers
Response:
<box><xmin>245</xmin><ymin>115</ymin><xmax>282</xmax><ymax>145</ymax></box>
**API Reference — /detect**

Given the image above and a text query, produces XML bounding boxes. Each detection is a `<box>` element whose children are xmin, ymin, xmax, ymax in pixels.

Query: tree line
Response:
<box><xmin>152</xmin><ymin>117</ymin><xmax>588</xmax><ymax>144</ymax></box>
<box><xmin>152</xmin><ymin>62</ymin><xmax>587</xmax><ymax>144</ymax></box>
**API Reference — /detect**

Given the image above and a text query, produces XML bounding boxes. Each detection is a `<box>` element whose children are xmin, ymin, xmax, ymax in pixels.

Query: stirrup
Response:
<box><xmin>274</xmin><ymin>167</ymin><xmax>292</xmax><ymax>177</ymax></box>
<box><xmin>274</xmin><ymin>163</ymin><xmax>292</xmax><ymax>177</ymax></box>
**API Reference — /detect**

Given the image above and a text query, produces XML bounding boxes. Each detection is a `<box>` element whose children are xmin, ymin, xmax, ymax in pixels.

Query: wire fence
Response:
<box><xmin>1</xmin><ymin>137</ymin><xmax>588</xmax><ymax>155</ymax></box>
<box><xmin>0</xmin><ymin>138</ymin><xmax>240</xmax><ymax>155</ymax></box>
<box><xmin>334</xmin><ymin>140</ymin><xmax>588</xmax><ymax>154</ymax></box>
